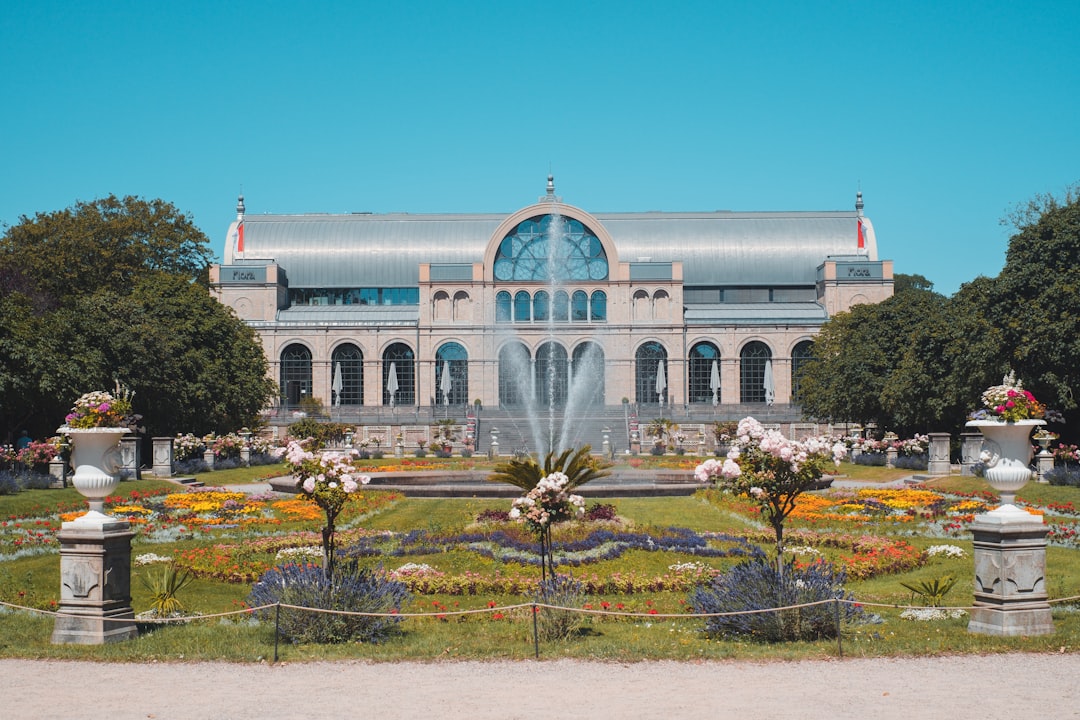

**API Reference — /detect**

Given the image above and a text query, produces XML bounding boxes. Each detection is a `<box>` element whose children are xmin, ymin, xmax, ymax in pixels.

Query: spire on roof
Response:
<box><xmin>540</xmin><ymin>174</ymin><xmax>561</xmax><ymax>203</ymax></box>
<box><xmin>236</xmin><ymin>194</ymin><xmax>246</xmax><ymax>219</ymax></box>
<box><xmin>855</xmin><ymin>190</ymin><xmax>864</xmax><ymax>217</ymax></box>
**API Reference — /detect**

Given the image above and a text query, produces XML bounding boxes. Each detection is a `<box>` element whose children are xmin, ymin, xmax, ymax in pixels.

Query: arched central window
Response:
<box><xmin>435</xmin><ymin>342</ymin><xmax>468</xmax><ymax>406</ymax></box>
<box><xmin>635</xmin><ymin>342</ymin><xmax>668</xmax><ymax>405</ymax></box>
<box><xmin>280</xmin><ymin>344</ymin><xmax>312</xmax><ymax>408</ymax></box>
<box><xmin>535</xmin><ymin>341</ymin><xmax>569</xmax><ymax>407</ymax></box>
<box><xmin>383</xmin><ymin>343</ymin><xmax>415</xmax><ymax>406</ymax></box>
<box><xmin>499</xmin><ymin>342</ymin><xmax>531</xmax><ymax>406</ymax></box>
<box><xmin>493</xmin><ymin>214</ymin><xmax>608</xmax><ymax>281</ymax></box>
<box><xmin>331</xmin><ymin>343</ymin><xmax>363</xmax><ymax>406</ymax></box>
<box><xmin>740</xmin><ymin>341</ymin><xmax>772</xmax><ymax>404</ymax></box>
<box><xmin>688</xmin><ymin>342</ymin><xmax>720</xmax><ymax>405</ymax></box>
<box><xmin>791</xmin><ymin>340</ymin><xmax>815</xmax><ymax>403</ymax></box>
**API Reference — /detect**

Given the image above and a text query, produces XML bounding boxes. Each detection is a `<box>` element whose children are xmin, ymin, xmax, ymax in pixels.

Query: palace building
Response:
<box><xmin>209</xmin><ymin>177</ymin><xmax>892</xmax><ymax>425</ymax></box>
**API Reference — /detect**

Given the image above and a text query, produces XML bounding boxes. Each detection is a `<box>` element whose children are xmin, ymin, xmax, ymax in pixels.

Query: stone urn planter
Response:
<box><xmin>59</xmin><ymin>427</ymin><xmax>129</xmax><ymax>526</ymax></box>
<box><xmin>966</xmin><ymin>419</ymin><xmax>1043</xmax><ymax>516</ymax></box>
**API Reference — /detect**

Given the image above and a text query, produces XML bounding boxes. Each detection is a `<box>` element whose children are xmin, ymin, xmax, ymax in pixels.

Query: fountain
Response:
<box><xmin>497</xmin><ymin>182</ymin><xmax>606</xmax><ymax>459</ymax></box>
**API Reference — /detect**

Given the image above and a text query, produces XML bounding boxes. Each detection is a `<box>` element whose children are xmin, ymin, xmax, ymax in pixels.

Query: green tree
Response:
<box><xmin>989</xmin><ymin>186</ymin><xmax>1080</xmax><ymax>414</ymax></box>
<box><xmin>0</xmin><ymin>197</ymin><xmax>273</xmax><ymax>440</ymax></box>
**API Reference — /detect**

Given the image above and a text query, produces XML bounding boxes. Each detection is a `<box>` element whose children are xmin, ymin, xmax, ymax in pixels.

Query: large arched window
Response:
<box><xmin>331</xmin><ymin>343</ymin><xmax>363</xmax><ymax>406</ymax></box>
<box><xmin>493</xmin><ymin>214</ymin><xmax>608</xmax><ymax>281</ymax></box>
<box><xmin>635</xmin><ymin>342</ymin><xmax>668</xmax><ymax>405</ymax></box>
<box><xmin>498</xmin><ymin>342</ymin><xmax>531</xmax><ymax>406</ymax></box>
<box><xmin>689</xmin><ymin>341</ymin><xmax>721</xmax><ymax>405</ymax></box>
<box><xmin>571</xmin><ymin>342</ymin><xmax>605</xmax><ymax>406</ymax></box>
<box><xmin>514</xmin><ymin>291</ymin><xmax>531</xmax><ymax>322</ymax></box>
<box><xmin>383</xmin><ymin>343</ymin><xmax>415</xmax><ymax>406</ymax></box>
<box><xmin>791</xmin><ymin>340</ymin><xmax>815</xmax><ymax>403</ymax></box>
<box><xmin>280</xmin><ymin>344</ymin><xmax>312</xmax><ymax>408</ymax></box>
<box><xmin>740</xmin><ymin>341</ymin><xmax>772</xmax><ymax>404</ymax></box>
<box><xmin>590</xmin><ymin>291</ymin><xmax>607</xmax><ymax>322</ymax></box>
<box><xmin>535</xmin><ymin>341</ymin><xmax>569</xmax><ymax>407</ymax></box>
<box><xmin>435</xmin><ymin>342</ymin><xmax>468</xmax><ymax>406</ymax></box>
<box><xmin>495</xmin><ymin>291</ymin><xmax>512</xmax><ymax>323</ymax></box>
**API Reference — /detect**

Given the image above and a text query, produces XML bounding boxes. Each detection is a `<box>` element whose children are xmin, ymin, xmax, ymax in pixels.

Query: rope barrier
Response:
<box><xmin>4</xmin><ymin>593</ymin><xmax>1078</xmax><ymax>624</ymax></box>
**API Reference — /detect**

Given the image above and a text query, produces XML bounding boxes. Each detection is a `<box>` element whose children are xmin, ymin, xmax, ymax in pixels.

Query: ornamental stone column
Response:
<box><xmin>151</xmin><ymin>437</ymin><xmax>174</xmax><ymax>477</ymax></box>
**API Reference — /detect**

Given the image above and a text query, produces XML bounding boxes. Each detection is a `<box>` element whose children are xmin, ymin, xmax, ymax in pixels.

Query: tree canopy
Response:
<box><xmin>0</xmin><ymin>196</ymin><xmax>275</xmax><ymax>442</ymax></box>
<box><xmin>799</xmin><ymin>184</ymin><xmax>1080</xmax><ymax>438</ymax></box>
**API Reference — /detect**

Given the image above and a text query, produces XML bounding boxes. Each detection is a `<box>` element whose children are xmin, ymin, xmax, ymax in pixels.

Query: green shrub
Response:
<box><xmin>534</xmin><ymin>574</ymin><xmax>586</xmax><ymax>642</ymax></box>
<box><xmin>688</xmin><ymin>557</ymin><xmax>861</xmax><ymax>642</ymax></box>
<box><xmin>247</xmin><ymin>561</ymin><xmax>410</xmax><ymax>644</ymax></box>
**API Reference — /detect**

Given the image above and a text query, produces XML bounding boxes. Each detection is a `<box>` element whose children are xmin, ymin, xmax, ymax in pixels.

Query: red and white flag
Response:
<box><xmin>233</xmin><ymin>220</ymin><xmax>245</xmax><ymax>254</ymax></box>
<box><xmin>857</xmin><ymin>218</ymin><xmax>865</xmax><ymax>251</ymax></box>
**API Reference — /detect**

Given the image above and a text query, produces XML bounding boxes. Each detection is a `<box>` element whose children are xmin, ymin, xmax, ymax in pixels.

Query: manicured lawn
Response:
<box><xmin>2</xmin><ymin>467</ymin><xmax>1079</xmax><ymax>662</ymax></box>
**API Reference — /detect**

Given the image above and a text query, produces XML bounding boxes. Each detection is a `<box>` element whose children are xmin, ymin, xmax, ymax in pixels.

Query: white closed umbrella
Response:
<box><xmin>440</xmin><ymin>360</ymin><xmax>453</xmax><ymax>406</ymax></box>
<box><xmin>763</xmin><ymin>358</ymin><xmax>775</xmax><ymax>406</ymax></box>
<box><xmin>332</xmin><ymin>362</ymin><xmax>343</xmax><ymax>407</ymax></box>
<box><xmin>655</xmin><ymin>361</ymin><xmax>666</xmax><ymax>407</ymax></box>
<box><xmin>709</xmin><ymin>359</ymin><xmax>720</xmax><ymax>407</ymax></box>
<box><xmin>387</xmin><ymin>362</ymin><xmax>399</xmax><ymax>407</ymax></box>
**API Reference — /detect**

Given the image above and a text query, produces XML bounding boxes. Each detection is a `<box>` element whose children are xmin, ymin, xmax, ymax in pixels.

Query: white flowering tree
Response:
<box><xmin>695</xmin><ymin>417</ymin><xmax>846</xmax><ymax>563</ymax></box>
<box><xmin>509</xmin><ymin>471</ymin><xmax>586</xmax><ymax>581</ymax></box>
<box><xmin>279</xmin><ymin>440</ymin><xmax>369</xmax><ymax>579</ymax></box>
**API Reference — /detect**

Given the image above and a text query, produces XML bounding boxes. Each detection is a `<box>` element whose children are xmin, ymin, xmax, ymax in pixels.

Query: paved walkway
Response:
<box><xmin>5</xmin><ymin>653</ymin><xmax>1079</xmax><ymax>719</ymax></box>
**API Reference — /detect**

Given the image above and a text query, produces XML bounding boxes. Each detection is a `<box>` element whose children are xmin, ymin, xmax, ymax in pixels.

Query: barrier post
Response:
<box><xmin>835</xmin><ymin>599</ymin><xmax>843</xmax><ymax>658</ymax></box>
<box><xmin>274</xmin><ymin>603</ymin><xmax>281</xmax><ymax>663</ymax></box>
<box><xmin>532</xmin><ymin>604</ymin><xmax>540</xmax><ymax>659</ymax></box>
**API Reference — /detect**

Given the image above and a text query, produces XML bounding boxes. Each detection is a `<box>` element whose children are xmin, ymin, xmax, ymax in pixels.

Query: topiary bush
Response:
<box><xmin>246</xmin><ymin>561</ymin><xmax>410</xmax><ymax>644</ymax></box>
<box><xmin>534</xmin><ymin>573</ymin><xmax>587</xmax><ymax>642</ymax></box>
<box><xmin>687</xmin><ymin>557</ymin><xmax>861</xmax><ymax>642</ymax></box>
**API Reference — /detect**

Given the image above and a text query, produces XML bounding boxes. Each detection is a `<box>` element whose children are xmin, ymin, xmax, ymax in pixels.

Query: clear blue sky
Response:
<box><xmin>3</xmin><ymin>0</ymin><xmax>1078</xmax><ymax>296</ymax></box>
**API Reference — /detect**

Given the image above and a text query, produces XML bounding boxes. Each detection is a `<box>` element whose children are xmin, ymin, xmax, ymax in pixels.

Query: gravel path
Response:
<box><xmin>5</xmin><ymin>653</ymin><xmax>1079</xmax><ymax>719</ymax></box>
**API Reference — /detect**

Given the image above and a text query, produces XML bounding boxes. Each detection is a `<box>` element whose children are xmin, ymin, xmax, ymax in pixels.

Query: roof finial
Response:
<box><xmin>236</xmin><ymin>193</ymin><xmax>246</xmax><ymax>218</ymax></box>
<box><xmin>855</xmin><ymin>190</ymin><xmax>864</xmax><ymax>217</ymax></box>
<box><xmin>540</xmin><ymin>174</ymin><xmax>561</xmax><ymax>203</ymax></box>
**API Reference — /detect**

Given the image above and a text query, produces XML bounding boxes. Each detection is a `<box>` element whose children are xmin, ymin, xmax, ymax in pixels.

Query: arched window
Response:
<box><xmin>495</xmin><ymin>291</ymin><xmax>512</xmax><ymax>323</ymax></box>
<box><xmin>514</xmin><ymin>291</ymin><xmax>531</xmax><ymax>323</ymax></box>
<box><xmin>383</xmin><ymin>343</ymin><xmax>415</xmax><ymax>406</ymax></box>
<box><xmin>280</xmin><ymin>344</ymin><xmax>312</xmax><ymax>408</ymax></box>
<box><xmin>553</xmin><ymin>290</ymin><xmax>569</xmax><ymax>322</ymax></box>
<box><xmin>791</xmin><ymin>340</ymin><xmax>815</xmax><ymax>403</ymax></box>
<box><xmin>535</xmin><ymin>341</ymin><xmax>569</xmax><ymax>407</ymax></box>
<box><xmin>533</xmin><ymin>291</ymin><xmax>550</xmax><ymax>323</ymax></box>
<box><xmin>571</xmin><ymin>290</ymin><xmax>588</xmax><ymax>322</ymax></box>
<box><xmin>453</xmin><ymin>290</ymin><xmax>471</xmax><ymax>322</ymax></box>
<box><xmin>433</xmin><ymin>290</ymin><xmax>451</xmax><ymax>322</ymax></box>
<box><xmin>590</xmin><ymin>290</ymin><xmax>607</xmax><ymax>322</ymax></box>
<box><xmin>498</xmin><ymin>342</ymin><xmax>531</xmax><ymax>406</ymax></box>
<box><xmin>635</xmin><ymin>342</ymin><xmax>667</xmax><ymax>405</ymax></box>
<box><xmin>571</xmin><ymin>342</ymin><xmax>605</xmax><ymax>406</ymax></box>
<box><xmin>331</xmin><ymin>344</ymin><xmax>363</xmax><ymax>406</ymax></box>
<box><xmin>740</xmin><ymin>341</ymin><xmax>772</xmax><ymax>404</ymax></box>
<box><xmin>688</xmin><ymin>342</ymin><xmax>720</xmax><ymax>405</ymax></box>
<box><xmin>435</xmin><ymin>342</ymin><xmax>468</xmax><ymax>406</ymax></box>
<box><xmin>493</xmin><ymin>214</ymin><xmax>608</xmax><ymax>281</ymax></box>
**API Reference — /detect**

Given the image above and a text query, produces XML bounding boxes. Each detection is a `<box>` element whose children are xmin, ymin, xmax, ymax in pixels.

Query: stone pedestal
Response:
<box><xmin>49</xmin><ymin>457</ymin><xmax>68</xmax><ymax>488</ymax></box>
<box><xmin>120</xmin><ymin>435</ymin><xmax>141</xmax><ymax>480</ymax></box>
<box><xmin>927</xmin><ymin>432</ymin><xmax>951</xmax><ymax>475</ymax></box>
<box><xmin>968</xmin><ymin>510</ymin><xmax>1054</xmax><ymax>636</ymax></box>
<box><xmin>52</xmin><ymin>521</ymin><xmax>138</xmax><ymax>644</ymax></box>
<box><xmin>1037</xmin><ymin>450</ymin><xmax>1053</xmax><ymax>483</ymax></box>
<box><xmin>960</xmin><ymin>433</ymin><xmax>982</xmax><ymax>476</ymax></box>
<box><xmin>152</xmin><ymin>437</ymin><xmax>174</xmax><ymax>477</ymax></box>
<box><xmin>202</xmin><ymin>449</ymin><xmax>215</xmax><ymax>469</ymax></box>
<box><xmin>886</xmin><ymin>447</ymin><xmax>898</xmax><ymax>468</ymax></box>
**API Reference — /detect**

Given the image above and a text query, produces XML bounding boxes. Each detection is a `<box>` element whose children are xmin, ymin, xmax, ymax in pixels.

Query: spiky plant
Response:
<box><xmin>488</xmin><ymin>445</ymin><xmax>610</xmax><ymax>492</ymax></box>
